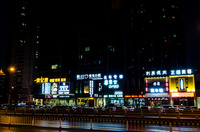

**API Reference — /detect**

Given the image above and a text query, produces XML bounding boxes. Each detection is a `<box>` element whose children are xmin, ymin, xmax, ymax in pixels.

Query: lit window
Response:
<box><xmin>172</xmin><ymin>16</ymin><xmax>176</xmax><ymax>19</ymax></box>
<box><xmin>171</xmin><ymin>5</ymin><xmax>175</xmax><ymax>8</ymax></box>
<box><xmin>80</xmin><ymin>55</ymin><xmax>83</xmax><ymax>59</ymax></box>
<box><xmin>51</xmin><ymin>64</ymin><xmax>58</xmax><ymax>69</ymax></box>
<box><xmin>173</xmin><ymin>34</ymin><xmax>176</xmax><ymax>37</ymax></box>
<box><xmin>22</xmin><ymin>23</ymin><xmax>26</xmax><ymax>26</ymax></box>
<box><xmin>22</xmin><ymin>6</ymin><xmax>25</xmax><ymax>10</ymax></box>
<box><xmin>21</xmin><ymin>13</ymin><xmax>25</xmax><ymax>16</ymax></box>
<box><xmin>85</xmin><ymin>47</ymin><xmax>90</xmax><ymax>52</ymax></box>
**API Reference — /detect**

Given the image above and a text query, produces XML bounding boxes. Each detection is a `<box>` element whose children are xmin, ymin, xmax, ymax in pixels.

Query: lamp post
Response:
<box><xmin>8</xmin><ymin>66</ymin><xmax>15</xmax><ymax>105</ymax></box>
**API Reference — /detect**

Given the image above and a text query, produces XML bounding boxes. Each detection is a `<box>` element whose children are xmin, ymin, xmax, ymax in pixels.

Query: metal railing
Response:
<box><xmin>0</xmin><ymin>115</ymin><xmax>178</xmax><ymax>131</ymax></box>
<box><xmin>1</xmin><ymin>108</ymin><xmax>200</xmax><ymax>119</ymax></box>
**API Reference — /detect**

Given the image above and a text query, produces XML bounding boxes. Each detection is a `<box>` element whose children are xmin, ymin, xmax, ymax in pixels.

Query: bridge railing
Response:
<box><xmin>0</xmin><ymin>108</ymin><xmax>200</xmax><ymax>119</ymax></box>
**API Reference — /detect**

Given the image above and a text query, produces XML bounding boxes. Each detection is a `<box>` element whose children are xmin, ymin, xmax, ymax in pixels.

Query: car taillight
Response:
<box><xmin>66</xmin><ymin>109</ymin><xmax>68</xmax><ymax>111</ymax></box>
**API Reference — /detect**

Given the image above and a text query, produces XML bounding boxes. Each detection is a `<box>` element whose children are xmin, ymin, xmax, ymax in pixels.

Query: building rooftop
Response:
<box><xmin>0</xmin><ymin>68</ymin><xmax>5</xmax><ymax>76</ymax></box>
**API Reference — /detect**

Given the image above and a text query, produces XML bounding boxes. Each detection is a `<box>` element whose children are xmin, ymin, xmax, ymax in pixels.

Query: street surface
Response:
<box><xmin>0</xmin><ymin>125</ymin><xmax>200</xmax><ymax>132</ymax></box>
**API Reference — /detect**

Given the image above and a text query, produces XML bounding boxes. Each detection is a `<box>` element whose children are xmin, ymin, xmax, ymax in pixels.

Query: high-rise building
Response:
<box><xmin>75</xmin><ymin>0</ymin><xmax>126</xmax><ymax>107</ymax></box>
<box><xmin>8</xmin><ymin>0</ymin><xmax>40</xmax><ymax>104</ymax></box>
<box><xmin>125</xmin><ymin>0</ymin><xmax>186</xmax><ymax>97</ymax></box>
<box><xmin>0</xmin><ymin>68</ymin><xmax>6</xmax><ymax>104</ymax></box>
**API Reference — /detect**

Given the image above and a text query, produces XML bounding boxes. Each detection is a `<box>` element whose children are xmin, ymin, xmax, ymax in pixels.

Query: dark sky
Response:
<box><xmin>0</xmin><ymin>1</ymin><xmax>9</xmax><ymax>68</ymax></box>
<box><xmin>184</xmin><ymin>0</ymin><xmax>200</xmax><ymax>69</ymax></box>
<box><xmin>0</xmin><ymin>0</ymin><xmax>200</xmax><ymax>69</ymax></box>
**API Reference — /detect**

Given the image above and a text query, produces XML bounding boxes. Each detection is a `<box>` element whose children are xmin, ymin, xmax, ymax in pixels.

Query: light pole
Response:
<box><xmin>8</xmin><ymin>66</ymin><xmax>15</xmax><ymax>105</ymax></box>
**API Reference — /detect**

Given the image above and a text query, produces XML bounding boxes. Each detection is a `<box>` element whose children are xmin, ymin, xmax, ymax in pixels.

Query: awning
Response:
<box><xmin>145</xmin><ymin>93</ymin><xmax>169</xmax><ymax>98</ymax></box>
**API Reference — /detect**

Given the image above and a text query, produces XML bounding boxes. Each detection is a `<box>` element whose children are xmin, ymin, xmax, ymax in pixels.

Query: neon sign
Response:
<box><xmin>172</xmin><ymin>92</ymin><xmax>194</xmax><ymax>97</ymax></box>
<box><xmin>35</xmin><ymin>77</ymin><xmax>66</xmax><ymax>83</ymax></box>
<box><xmin>146</xmin><ymin>70</ymin><xmax>167</xmax><ymax>76</ymax></box>
<box><xmin>170</xmin><ymin>69</ymin><xmax>192</xmax><ymax>75</ymax></box>
<box><xmin>76</xmin><ymin>73</ymin><xmax>102</xmax><ymax>80</ymax></box>
<box><xmin>58</xmin><ymin>82</ymin><xmax>70</xmax><ymax>94</ymax></box>
<box><xmin>42</xmin><ymin>83</ymin><xmax>51</xmax><ymax>94</ymax></box>
<box><xmin>180</xmin><ymin>79</ymin><xmax>184</xmax><ymax>90</ymax></box>
<box><xmin>103</xmin><ymin>74</ymin><xmax>123</xmax><ymax>89</ymax></box>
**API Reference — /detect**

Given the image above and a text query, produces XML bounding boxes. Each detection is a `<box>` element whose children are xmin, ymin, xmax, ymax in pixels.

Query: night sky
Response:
<box><xmin>0</xmin><ymin>0</ymin><xmax>200</xmax><ymax>69</ymax></box>
<box><xmin>0</xmin><ymin>1</ymin><xmax>9</xmax><ymax>68</ymax></box>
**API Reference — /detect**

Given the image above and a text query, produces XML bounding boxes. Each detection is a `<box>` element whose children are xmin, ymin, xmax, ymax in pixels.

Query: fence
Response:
<box><xmin>1</xmin><ymin>108</ymin><xmax>200</xmax><ymax>119</ymax></box>
<box><xmin>0</xmin><ymin>115</ymin><xmax>199</xmax><ymax>131</ymax></box>
<box><xmin>0</xmin><ymin>116</ymin><xmax>180</xmax><ymax>131</ymax></box>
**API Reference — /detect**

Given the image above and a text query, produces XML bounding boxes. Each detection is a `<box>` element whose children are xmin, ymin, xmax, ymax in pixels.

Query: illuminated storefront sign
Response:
<box><xmin>103</xmin><ymin>74</ymin><xmax>123</xmax><ymax>89</ymax></box>
<box><xmin>146</xmin><ymin>70</ymin><xmax>167</xmax><ymax>76</ymax></box>
<box><xmin>125</xmin><ymin>95</ymin><xmax>145</xmax><ymax>98</ymax></box>
<box><xmin>76</xmin><ymin>73</ymin><xmax>102</xmax><ymax>80</ymax></box>
<box><xmin>35</xmin><ymin>77</ymin><xmax>66</xmax><ymax>83</ymax></box>
<box><xmin>146</xmin><ymin>69</ymin><xmax>192</xmax><ymax>76</ymax></box>
<box><xmin>104</xmin><ymin>91</ymin><xmax>123</xmax><ymax>98</ymax></box>
<box><xmin>171</xmin><ymin>92</ymin><xmax>194</xmax><ymax>97</ymax></box>
<box><xmin>169</xmin><ymin>75</ymin><xmax>195</xmax><ymax>93</ymax></box>
<box><xmin>42</xmin><ymin>83</ymin><xmax>51</xmax><ymax>94</ymax></box>
<box><xmin>58</xmin><ymin>82</ymin><xmax>70</xmax><ymax>94</ymax></box>
<box><xmin>145</xmin><ymin>77</ymin><xmax>169</xmax><ymax>93</ymax></box>
<box><xmin>145</xmin><ymin>93</ymin><xmax>169</xmax><ymax>98</ymax></box>
<box><xmin>51</xmin><ymin>83</ymin><xmax>58</xmax><ymax>94</ymax></box>
<box><xmin>170</xmin><ymin>69</ymin><xmax>192</xmax><ymax>75</ymax></box>
<box><xmin>89</xmin><ymin>80</ymin><xmax>94</xmax><ymax>97</ymax></box>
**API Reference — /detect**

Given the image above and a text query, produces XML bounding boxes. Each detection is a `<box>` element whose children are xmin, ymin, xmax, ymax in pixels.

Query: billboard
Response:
<box><xmin>42</xmin><ymin>83</ymin><xmax>51</xmax><ymax>94</ymax></box>
<box><xmin>58</xmin><ymin>82</ymin><xmax>70</xmax><ymax>94</ymax></box>
<box><xmin>51</xmin><ymin>83</ymin><xmax>58</xmax><ymax>94</ymax></box>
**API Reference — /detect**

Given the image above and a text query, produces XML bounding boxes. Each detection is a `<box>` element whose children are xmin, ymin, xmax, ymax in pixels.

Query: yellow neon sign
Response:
<box><xmin>34</xmin><ymin>77</ymin><xmax>66</xmax><ymax>83</ymax></box>
<box><xmin>169</xmin><ymin>74</ymin><xmax>195</xmax><ymax>93</ymax></box>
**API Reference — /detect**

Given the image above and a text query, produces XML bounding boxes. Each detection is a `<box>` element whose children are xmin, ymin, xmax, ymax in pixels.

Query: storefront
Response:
<box><xmin>169</xmin><ymin>69</ymin><xmax>196</xmax><ymax>107</ymax></box>
<box><xmin>33</xmin><ymin>77</ymin><xmax>75</xmax><ymax>106</ymax></box>
<box><xmin>144</xmin><ymin>71</ymin><xmax>169</xmax><ymax>107</ymax></box>
<box><xmin>124</xmin><ymin>95</ymin><xmax>145</xmax><ymax>108</ymax></box>
<box><xmin>144</xmin><ymin>93</ymin><xmax>169</xmax><ymax>107</ymax></box>
<box><xmin>75</xmin><ymin>73</ymin><xmax>124</xmax><ymax>107</ymax></box>
<box><xmin>170</xmin><ymin>92</ymin><xmax>195</xmax><ymax>106</ymax></box>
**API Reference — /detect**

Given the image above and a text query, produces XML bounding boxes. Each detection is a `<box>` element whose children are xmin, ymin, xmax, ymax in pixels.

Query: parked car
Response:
<box><xmin>160</xmin><ymin>105</ymin><xmax>173</xmax><ymax>112</ymax></box>
<box><xmin>141</xmin><ymin>106</ymin><xmax>151</xmax><ymax>110</ymax></box>
<box><xmin>51</xmin><ymin>105</ymin><xmax>69</xmax><ymax>111</ymax></box>
<box><xmin>105</xmin><ymin>104</ymin><xmax>116</xmax><ymax>111</ymax></box>
<box><xmin>125</xmin><ymin>106</ymin><xmax>134</xmax><ymax>111</ymax></box>
<box><xmin>190</xmin><ymin>106</ymin><xmax>198</xmax><ymax>111</ymax></box>
<box><xmin>184</xmin><ymin>106</ymin><xmax>191</xmax><ymax>110</ymax></box>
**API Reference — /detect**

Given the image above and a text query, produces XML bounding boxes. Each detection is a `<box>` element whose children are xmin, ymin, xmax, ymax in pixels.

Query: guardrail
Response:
<box><xmin>0</xmin><ymin>108</ymin><xmax>200</xmax><ymax>119</ymax></box>
<box><xmin>0</xmin><ymin>115</ymin><xmax>181</xmax><ymax>131</ymax></box>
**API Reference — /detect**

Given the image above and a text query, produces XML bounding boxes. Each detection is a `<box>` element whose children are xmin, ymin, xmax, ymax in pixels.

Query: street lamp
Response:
<box><xmin>8</xmin><ymin>66</ymin><xmax>15</xmax><ymax>105</ymax></box>
<box><xmin>9</xmin><ymin>67</ymin><xmax>15</xmax><ymax>72</ymax></box>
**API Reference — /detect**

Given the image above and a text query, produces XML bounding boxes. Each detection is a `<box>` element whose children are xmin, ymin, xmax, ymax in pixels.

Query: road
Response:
<box><xmin>0</xmin><ymin>125</ymin><xmax>200</xmax><ymax>132</ymax></box>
